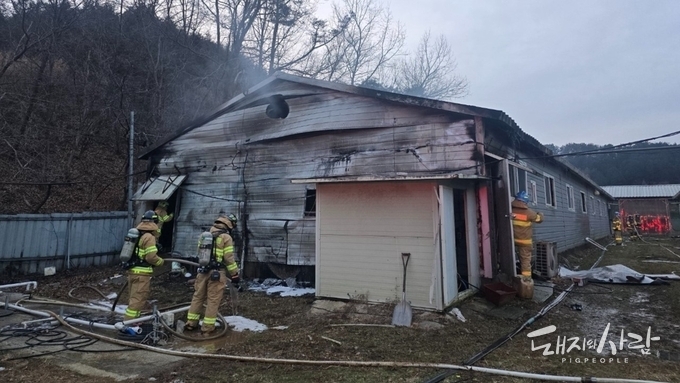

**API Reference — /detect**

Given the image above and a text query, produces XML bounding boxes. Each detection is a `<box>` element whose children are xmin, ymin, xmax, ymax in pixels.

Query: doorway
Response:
<box><xmin>156</xmin><ymin>193</ymin><xmax>179</xmax><ymax>253</ymax></box>
<box><xmin>453</xmin><ymin>189</ymin><xmax>468</xmax><ymax>292</ymax></box>
<box><xmin>131</xmin><ymin>174</ymin><xmax>187</xmax><ymax>254</ymax></box>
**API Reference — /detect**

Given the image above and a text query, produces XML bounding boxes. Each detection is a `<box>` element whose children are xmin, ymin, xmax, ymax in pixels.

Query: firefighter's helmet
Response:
<box><xmin>142</xmin><ymin>210</ymin><xmax>156</xmax><ymax>222</ymax></box>
<box><xmin>515</xmin><ymin>191</ymin><xmax>529</xmax><ymax>203</ymax></box>
<box><xmin>215</xmin><ymin>214</ymin><xmax>237</xmax><ymax>229</ymax></box>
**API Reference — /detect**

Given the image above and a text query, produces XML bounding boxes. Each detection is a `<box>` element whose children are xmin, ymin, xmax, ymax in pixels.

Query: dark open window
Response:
<box><xmin>544</xmin><ymin>174</ymin><xmax>556</xmax><ymax>208</ymax></box>
<box><xmin>304</xmin><ymin>189</ymin><xmax>316</xmax><ymax>217</ymax></box>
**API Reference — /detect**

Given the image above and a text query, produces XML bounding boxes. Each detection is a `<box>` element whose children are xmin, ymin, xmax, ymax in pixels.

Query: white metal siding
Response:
<box><xmin>317</xmin><ymin>181</ymin><xmax>438</xmax><ymax>309</ymax></box>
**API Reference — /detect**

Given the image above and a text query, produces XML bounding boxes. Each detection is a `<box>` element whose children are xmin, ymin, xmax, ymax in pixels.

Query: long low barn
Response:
<box><xmin>602</xmin><ymin>184</ymin><xmax>680</xmax><ymax>235</ymax></box>
<box><xmin>135</xmin><ymin>72</ymin><xmax>614</xmax><ymax>310</ymax></box>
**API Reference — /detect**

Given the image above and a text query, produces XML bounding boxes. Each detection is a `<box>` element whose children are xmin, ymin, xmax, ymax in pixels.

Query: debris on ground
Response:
<box><xmin>223</xmin><ymin>315</ymin><xmax>268</xmax><ymax>332</ymax></box>
<box><xmin>247</xmin><ymin>278</ymin><xmax>315</xmax><ymax>297</ymax></box>
<box><xmin>559</xmin><ymin>264</ymin><xmax>679</xmax><ymax>284</ymax></box>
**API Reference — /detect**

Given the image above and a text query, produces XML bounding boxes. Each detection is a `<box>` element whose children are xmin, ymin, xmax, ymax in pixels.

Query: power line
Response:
<box><xmin>520</xmin><ymin>129</ymin><xmax>680</xmax><ymax>160</ymax></box>
<box><xmin>548</xmin><ymin>145</ymin><xmax>680</xmax><ymax>158</ymax></box>
<box><xmin>0</xmin><ymin>170</ymin><xmax>147</xmax><ymax>186</ymax></box>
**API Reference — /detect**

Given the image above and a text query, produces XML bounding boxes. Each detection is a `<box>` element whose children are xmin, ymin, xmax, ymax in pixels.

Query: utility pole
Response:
<box><xmin>127</xmin><ymin>111</ymin><xmax>135</xmax><ymax>224</ymax></box>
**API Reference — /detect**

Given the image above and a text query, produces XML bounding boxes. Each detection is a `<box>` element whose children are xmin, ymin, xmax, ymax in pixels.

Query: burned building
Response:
<box><xmin>135</xmin><ymin>72</ymin><xmax>613</xmax><ymax>310</ymax></box>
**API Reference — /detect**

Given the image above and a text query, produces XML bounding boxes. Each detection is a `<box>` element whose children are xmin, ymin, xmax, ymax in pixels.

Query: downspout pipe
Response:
<box><xmin>0</xmin><ymin>281</ymin><xmax>38</xmax><ymax>292</ymax></box>
<box><xmin>1</xmin><ymin>302</ymin><xmax>117</xmax><ymax>330</ymax></box>
<box><xmin>1</xmin><ymin>301</ymin><xmax>190</xmax><ymax>331</ymax></box>
<box><xmin>115</xmin><ymin>305</ymin><xmax>190</xmax><ymax>327</ymax></box>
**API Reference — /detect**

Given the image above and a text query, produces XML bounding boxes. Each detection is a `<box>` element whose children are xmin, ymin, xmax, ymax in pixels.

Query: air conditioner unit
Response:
<box><xmin>533</xmin><ymin>242</ymin><xmax>559</xmax><ymax>278</ymax></box>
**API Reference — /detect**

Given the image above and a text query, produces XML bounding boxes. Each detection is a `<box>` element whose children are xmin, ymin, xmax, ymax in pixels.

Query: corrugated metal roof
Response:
<box><xmin>601</xmin><ymin>184</ymin><xmax>680</xmax><ymax>199</ymax></box>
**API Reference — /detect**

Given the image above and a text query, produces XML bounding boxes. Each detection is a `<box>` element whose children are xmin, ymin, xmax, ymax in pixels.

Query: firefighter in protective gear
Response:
<box><xmin>511</xmin><ymin>191</ymin><xmax>544</xmax><ymax>282</ymax></box>
<box><xmin>154</xmin><ymin>201</ymin><xmax>173</xmax><ymax>237</ymax></box>
<box><xmin>123</xmin><ymin>210</ymin><xmax>165</xmax><ymax>321</ymax></box>
<box><xmin>611</xmin><ymin>211</ymin><xmax>623</xmax><ymax>245</ymax></box>
<box><xmin>185</xmin><ymin>214</ymin><xmax>240</xmax><ymax>333</ymax></box>
<box><xmin>626</xmin><ymin>215</ymin><xmax>641</xmax><ymax>241</ymax></box>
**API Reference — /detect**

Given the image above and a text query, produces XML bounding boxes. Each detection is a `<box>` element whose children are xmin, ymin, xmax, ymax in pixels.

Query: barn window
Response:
<box><xmin>566</xmin><ymin>184</ymin><xmax>575</xmax><ymax>211</ymax></box>
<box><xmin>304</xmin><ymin>189</ymin><xmax>316</xmax><ymax>217</ymax></box>
<box><xmin>580</xmin><ymin>191</ymin><xmax>587</xmax><ymax>213</ymax></box>
<box><xmin>509</xmin><ymin>166</ymin><xmax>527</xmax><ymax>197</ymax></box>
<box><xmin>543</xmin><ymin>174</ymin><xmax>556</xmax><ymax>208</ymax></box>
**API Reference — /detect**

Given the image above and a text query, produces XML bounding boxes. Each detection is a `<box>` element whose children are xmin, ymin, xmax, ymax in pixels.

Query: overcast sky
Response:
<box><xmin>316</xmin><ymin>0</ymin><xmax>680</xmax><ymax>147</ymax></box>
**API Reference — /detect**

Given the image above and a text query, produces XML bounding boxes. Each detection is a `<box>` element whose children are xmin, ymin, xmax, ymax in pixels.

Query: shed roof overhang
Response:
<box><xmin>132</xmin><ymin>174</ymin><xmax>187</xmax><ymax>201</ymax></box>
<box><xmin>291</xmin><ymin>173</ymin><xmax>488</xmax><ymax>184</ymax></box>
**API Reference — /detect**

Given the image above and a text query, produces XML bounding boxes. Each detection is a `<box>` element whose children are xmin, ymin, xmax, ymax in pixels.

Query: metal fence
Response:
<box><xmin>0</xmin><ymin>212</ymin><xmax>130</xmax><ymax>276</ymax></box>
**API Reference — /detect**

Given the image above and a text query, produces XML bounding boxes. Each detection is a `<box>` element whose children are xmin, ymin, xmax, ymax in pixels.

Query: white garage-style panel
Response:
<box><xmin>316</xmin><ymin>181</ymin><xmax>439</xmax><ymax>309</ymax></box>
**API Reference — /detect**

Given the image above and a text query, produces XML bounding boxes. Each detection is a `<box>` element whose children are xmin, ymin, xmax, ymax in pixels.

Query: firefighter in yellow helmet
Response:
<box><xmin>185</xmin><ymin>214</ymin><xmax>240</xmax><ymax>333</ymax></box>
<box><xmin>123</xmin><ymin>210</ymin><xmax>165</xmax><ymax>321</ymax></box>
<box><xmin>611</xmin><ymin>211</ymin><xmax>623</xmax><ymax>245</ymax></box>
<box><xmin>154</xmin><ymin>201</ymin><xmax>173</xmax><ymax>238</ymax></box>
<box><xmin>511</xmin><ymin>191</ymin><xmax>543</xmax><ymax>298</ymax></box>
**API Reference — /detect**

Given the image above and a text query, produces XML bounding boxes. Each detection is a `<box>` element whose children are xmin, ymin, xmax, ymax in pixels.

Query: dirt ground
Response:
<box><xmin>2</xmin><ymin>237</ymin><xmax>680</xmax><ymax>383</ymax></box>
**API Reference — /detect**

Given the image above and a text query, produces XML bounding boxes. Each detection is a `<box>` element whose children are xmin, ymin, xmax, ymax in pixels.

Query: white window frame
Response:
<box><xmin>580</xmin><ymin>191</ymin><xmax>587</xmax><ymax>214</ymax></box>
<box><xmin>529</xmin><ymin>181</ymin><xmax>538</xmax><ymax>205</ymax></box>
<box><xmin>543</xmin><ymin>173</ymin><xmax>556</xmax><ymax>208</ymax></box>
<box><xmin>510</xmin><ymin>163</ymin><xmax>529</xmax><ymax>195</ymax></box>
<box><xmin>566</xmin><ymin>184</ymin><xmax>575</xmax><ymax>211</ymax></box>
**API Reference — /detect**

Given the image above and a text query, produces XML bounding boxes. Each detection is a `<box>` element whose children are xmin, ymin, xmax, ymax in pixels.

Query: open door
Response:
<box><xmin>439</xmin><ymin>186</ymin><xmax>457</xmax><ymax>304</ymax></box>
<box><xmin>132</xmin><ymin>175</ymin><xmax>186</xmax><ymax>253</ymax></box>
<box><xmin>487</xmin><ymin>159</ymin><xmax>516</xmax><ymax>280</ymax></box>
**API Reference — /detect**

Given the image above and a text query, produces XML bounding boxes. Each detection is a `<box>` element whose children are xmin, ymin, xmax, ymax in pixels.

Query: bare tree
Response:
<box><xmin>244</xmin><ymin>0</ymin><xmax>348</xmax><ymax>75</ymax></box>
<box><xmin>393</xmin><ymin>31</ymin><xmax>468</xmax><ymax>100</ymax></box>
<box><xmin>317</xmin><ymin>0</ymin><xmax>404</xmax><ymax>85</ymax></box>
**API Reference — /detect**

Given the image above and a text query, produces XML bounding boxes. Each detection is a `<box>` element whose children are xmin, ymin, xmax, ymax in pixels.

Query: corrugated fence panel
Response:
<box><xmin>0</xmin><ymin>212</ymin><xmax>130</xmax><ymax>275</ymax></box>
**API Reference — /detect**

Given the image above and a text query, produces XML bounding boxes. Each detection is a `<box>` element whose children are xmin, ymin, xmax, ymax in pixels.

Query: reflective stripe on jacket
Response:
<box><xmin>511</xmin><ymin>200</ymin><xmax>543</xmax><ymax>246</ymax></box>
<box><xmin>130</xmin><ymin>231</ymin><xmax>163</xmax><ymax>274</ymax></box>
<box><xmin>154</xmin><ymin>207</ymin><xmax>173</xmax><ymax>235</ymax></box>
<box><xmin>208</xmin><ymin>225</ymin><xmax>239</xmax><ymax>276</ymax></box>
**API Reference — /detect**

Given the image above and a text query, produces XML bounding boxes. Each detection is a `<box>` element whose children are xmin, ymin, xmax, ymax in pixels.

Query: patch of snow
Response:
<box><xmin>247</xmin><ymin>278</ymin><xmax>315</xmax><ymax>296</ymax></box>
<box><xmin>449</xmin><ymin>308</ymin><xmax>466</xmax><ymax>322</ymax></box>
<box><xmin>101</xmin><ymin>274</ymin><xmax>123</xmax><ymax>282</ymax></box>
<box><xmin>106</xmin><ymin>292</ymin><xmax>117</xmax><ymax>299</ymax></box>
<box><xmin>0</xmin><ymin>367</ymin><xmax>5</xmax><ymax>372</ymax></box>
<box><xmin>629</xmin><ymin>292</ymin><xmax>650</xmax><ymax>304</ymax></box>
<box><xmin>184</xmin><ymin>272</ymin><xmax>192</xmax><ymax>278</ymax></box>
<box><xmin>223</xmin><ymin>315</ymin><xmax>268</xmax><ymax>332</ymax></box>
<box><xmin>271</xmin><ymin>325</ymin><xmax>288</xmax><ymax>330</ymax></box>
<box><xmin>265</xmin><ymin>286</ymin><xmax>315</xmax><ymax>297</ymax></box>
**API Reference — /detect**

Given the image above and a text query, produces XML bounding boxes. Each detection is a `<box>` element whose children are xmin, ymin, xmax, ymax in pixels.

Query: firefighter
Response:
<box><xmin>123</xmin><ymin>210</ymin><xmax>165</xmax><ymax>321</ymax></box>
<box><xmin>626</xmin><ymin>215</ymin><xmax>640</xmax><ymax>241</ymax></box>
<box><xmin>185</xmin><ymin>214</ymin><xmax>240</xmax><ymax>333</ymax></box>
<box><xmin>154</xmin><ymin>201</ymin><xmax>174</xmax><ymax>237</ymax></box>
<box><xmin>634</xmin><ymin>214</ymin><xmax>643</xmax><ymax>238</ymax></box>
<box><xmin>611</xmin><ymin>211</ymin><xmax>623</xmax><ymax>245</ymax></box>
<box><xmin>511</xmin><ymin>191</ymin><xmax>544</xmax><ymax>298</ymax></box>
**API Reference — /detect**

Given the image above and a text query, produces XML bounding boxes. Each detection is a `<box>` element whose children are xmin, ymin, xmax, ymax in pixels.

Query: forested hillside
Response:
<box><xmin>546</xmin><ymin>142</ymin><xmax>680</xmax><ymax>186</ymax></box>
<box><xmin>2</xmin><ymin>1</ymin><xmax>676</xmax><ymax>215</ymax></box>
<box><xmin>0</xmin><ymin>0</ymin><xmax>468</xmax><ymax>214</ymax></box>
